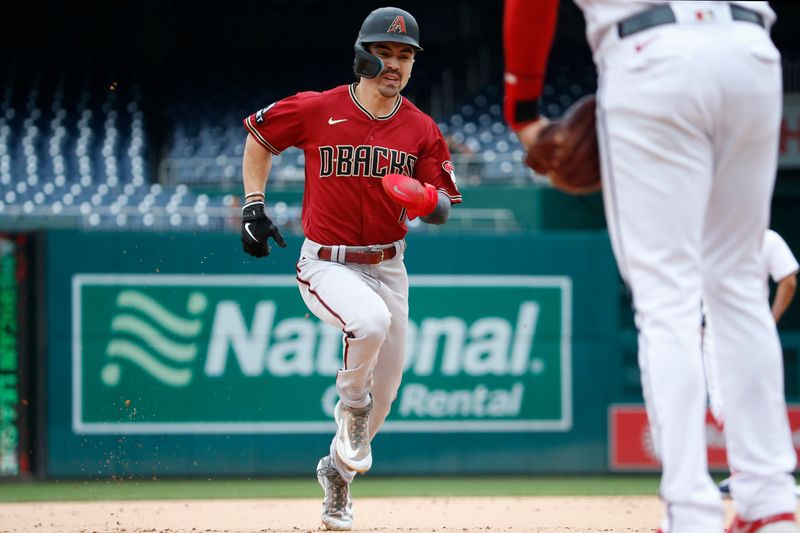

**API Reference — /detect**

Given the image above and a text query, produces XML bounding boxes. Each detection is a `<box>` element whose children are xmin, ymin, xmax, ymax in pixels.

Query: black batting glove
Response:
<box><xmin>241</xmin><ymin>201</ymin><xmax>287</xmax><ymax>258</ymax></box>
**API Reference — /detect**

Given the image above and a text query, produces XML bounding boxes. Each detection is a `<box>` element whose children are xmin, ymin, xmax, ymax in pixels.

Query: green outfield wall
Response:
<box><xmin>44</xmin><ymin>230</ymin><xmax>620</xmax><ymax>477</ymax></box>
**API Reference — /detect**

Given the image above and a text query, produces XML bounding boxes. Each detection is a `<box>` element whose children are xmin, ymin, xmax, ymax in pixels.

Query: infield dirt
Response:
<box><xmin>0</xmin><ymin>495</ymin><xmax>751</xmax><ymax>532</ymax></box>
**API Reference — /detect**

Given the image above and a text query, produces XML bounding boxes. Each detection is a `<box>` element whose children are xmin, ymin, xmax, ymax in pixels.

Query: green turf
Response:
<box><xmin>0</xmin><ymin>476</ymin><xmax>663</xmax><ymax>503</ymax></box>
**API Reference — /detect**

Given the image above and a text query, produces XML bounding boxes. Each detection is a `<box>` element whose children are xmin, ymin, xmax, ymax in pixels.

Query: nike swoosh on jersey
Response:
<box><xmin>328</xmin><ymin>117</ymin><xmax>348</xmax><ymax>125</ymax></box>
<box><xmin>245</xmin><ymin>222</ymin><xmax>257</xmax><ymax>241</ymax></box>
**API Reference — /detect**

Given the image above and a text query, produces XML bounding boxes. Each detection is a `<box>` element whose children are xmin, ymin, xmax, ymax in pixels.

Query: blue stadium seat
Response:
<box><xmin>0</xmin><ymin>57</ymin><xmax>598</xmax><ymax>229</ymax></box>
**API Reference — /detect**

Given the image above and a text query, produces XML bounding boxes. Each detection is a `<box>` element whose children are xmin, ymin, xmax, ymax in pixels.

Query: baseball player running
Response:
<box><xmin>240</xmin><ymin>6</ymin><xmax>461</xmax><ymax>530</ymax></box>
<box><xmin>705</xmin><ymin>229</ymin><xmax>798</xmax><ymax>494</ymax></box>
<box><xmin>504</xmin><ymin>1</ymin><xmax>796</xmax><ymax>532</ymax></box>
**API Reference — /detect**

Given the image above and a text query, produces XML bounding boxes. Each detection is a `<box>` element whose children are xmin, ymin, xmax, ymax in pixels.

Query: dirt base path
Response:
<box><xmin>0</xmin><ymin>496</ymin><xmax>755</xmax><ymax>533</ymax></box>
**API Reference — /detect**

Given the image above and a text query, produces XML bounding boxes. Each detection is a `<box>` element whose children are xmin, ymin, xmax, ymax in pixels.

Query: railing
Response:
<box><xmin>0</xmin><ymin>204</ymin><xmax>245</xmax><ymax>232</ymax></box>
<box><xmin>0</xmin><ymin>201</ymin><xmax>524</xmax><ymax>234</ymax></box>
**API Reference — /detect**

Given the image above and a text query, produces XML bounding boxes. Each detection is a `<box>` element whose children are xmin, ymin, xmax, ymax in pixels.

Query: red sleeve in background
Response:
<box><xmin>503</xmin><ymin>0</ymin><xmax>560</xmax><ymax>131</ymax></box>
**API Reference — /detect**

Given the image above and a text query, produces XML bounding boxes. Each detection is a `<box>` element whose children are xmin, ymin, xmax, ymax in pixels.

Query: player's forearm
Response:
<box><xmin>242</xmin><ymin>135</ymin><xmax>273</xmax><ymax>198</ymax></box>
<box><xmin>503</xmin><ymin>0</ymin><xmax>560</xmax><ymax>130</ymax></box>
<box><xmin>772</xmin><ymin>274</ymin><xmax>797</xmax><ymax>323</ymax></box>
<box><xmin>419</xmin><ymin>191</ymin><xmax>451</xmax><ymax>225</ymax></box>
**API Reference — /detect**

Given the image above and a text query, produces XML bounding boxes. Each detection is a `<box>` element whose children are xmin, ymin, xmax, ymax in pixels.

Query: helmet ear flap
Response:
<box><xmin>353</xmin><ymin>45</ymin><xmax>384</xmax><ymax>78</ymax></box>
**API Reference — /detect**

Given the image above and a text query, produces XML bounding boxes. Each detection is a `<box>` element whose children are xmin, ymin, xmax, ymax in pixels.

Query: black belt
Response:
<box><xmin>618</xmin><ymin>3</ymin><xmax>765</xmax><ymax>39</ymax></box>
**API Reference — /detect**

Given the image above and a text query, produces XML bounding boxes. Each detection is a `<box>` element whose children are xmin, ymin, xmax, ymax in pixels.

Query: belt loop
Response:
<box><xmin>332</xmin><ymin>245</ymin><xmax>346</xmax><ymax>264</ymax></box>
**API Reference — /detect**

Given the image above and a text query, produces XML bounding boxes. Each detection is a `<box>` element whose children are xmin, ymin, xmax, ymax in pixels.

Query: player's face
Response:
<box><xmin>368</xmin><ymin>42</ymin><xmax>415</xmax><ymax>98</ymax></box>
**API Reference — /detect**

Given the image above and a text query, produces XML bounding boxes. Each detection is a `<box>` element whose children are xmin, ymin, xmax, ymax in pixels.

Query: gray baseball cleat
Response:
<box><xmin>316</xmin><ymin>455</ymin><xmax>353</xmax><ymax>531</ymax></box>
<box><xmin>333</xmin><ymin>396</ymin><xmax>373</xmax><ymax>473</ymax></box>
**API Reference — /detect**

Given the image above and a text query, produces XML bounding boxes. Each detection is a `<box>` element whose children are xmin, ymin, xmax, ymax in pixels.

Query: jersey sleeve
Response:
<box><xmin>413</xmin><ymin>122</ymin><xmax>462</xmax><ymax>205</ymax></box>
<box><xmin>764</xmin><ymin>230</ymin><xmax>799</xmax><ymax>282</ymax></box>
<box><xmin>503</xmin><ymin>0</ymin><xmax>560</xmax><ymax>130</ymax></box>
<box><xmin>243</xmin><ymin>92</ymin><xmax>310</xmax><ymax>154</ymax></box>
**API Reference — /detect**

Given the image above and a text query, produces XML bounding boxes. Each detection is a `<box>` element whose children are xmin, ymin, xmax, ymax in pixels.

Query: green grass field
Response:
<box><xmin>0</xmin><ymin>475</ymin><xmax>665</xmax><ymax>503</ymax></box>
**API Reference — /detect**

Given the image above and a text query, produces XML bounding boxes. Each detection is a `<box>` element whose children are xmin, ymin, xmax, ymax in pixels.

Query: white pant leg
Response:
<box><xmin>366</xmin><ymin>257</ymin><xmax>409</xmax><ymax>438</ymax></box>
<box><xmin>296</xmin><ymin>245</ymin><xmax>408</xmax><ymax>483</ymax></box>
<box><xmin>597</xmin><ymin>25</ymin><xmax>725</xmax><ymax>532</ymax></box>
<box><xmin>699</xmin><ymin>25</ymin><xmax>796</xmax><ymax>521</ymax></box>
<box><xmin>296</xmin><ymin>257</ymin><xmax>392</xmax><ymax>408</ymax></box>
<box><xmin>702</xmin><ymin>314</ymin><xmax>725</xmax><ymax>426</ymax></box>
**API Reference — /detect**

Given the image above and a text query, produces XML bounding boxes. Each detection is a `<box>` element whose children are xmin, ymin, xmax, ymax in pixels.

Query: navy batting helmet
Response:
<box><xmin>353</xmin><ymin>7</ymin><xmax>423</xmax><ymax>79</ymax></box>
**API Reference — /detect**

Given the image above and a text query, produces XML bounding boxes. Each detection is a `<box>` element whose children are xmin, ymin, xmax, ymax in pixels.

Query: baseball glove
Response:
<box><xmin>382</xmin><ymin>173</ymin><xmax>438</xmax><ymax>220</ymax></box>
<box><xmin>524</xmin><ymin>95</ymin><xmax>601</xmax><ymax>195</ymax></box>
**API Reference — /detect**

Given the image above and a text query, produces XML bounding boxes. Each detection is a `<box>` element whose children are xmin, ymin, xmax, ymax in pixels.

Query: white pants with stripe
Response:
<box><xmin>596</xmin><ymin>20</ymin><xmax>795</xmax><ymax>532</ymax></box>
<box><xmin>295</xmin><ymin>238</ymin><xmax>408</xmax><ymax>483</ymax></box>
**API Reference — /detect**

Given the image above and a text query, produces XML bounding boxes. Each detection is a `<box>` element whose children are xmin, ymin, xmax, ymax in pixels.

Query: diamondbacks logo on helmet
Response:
<box><xmin>387</xmin><ymin>15</ymin><xmax>407</xmax><ymax>34</ymax></box>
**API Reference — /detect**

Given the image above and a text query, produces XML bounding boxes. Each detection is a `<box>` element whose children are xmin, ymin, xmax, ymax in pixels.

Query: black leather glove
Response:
<box><xmin>241</xmin><ymin>201</ymin><xmax>287</xmax><ymax>258</ymax></box>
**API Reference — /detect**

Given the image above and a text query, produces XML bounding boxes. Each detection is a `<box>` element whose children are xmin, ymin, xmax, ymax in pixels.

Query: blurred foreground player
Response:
<box><xmin>504</xmin><ymin>1</ymin><xmax>796</xmax><ymax>531</ymax></box>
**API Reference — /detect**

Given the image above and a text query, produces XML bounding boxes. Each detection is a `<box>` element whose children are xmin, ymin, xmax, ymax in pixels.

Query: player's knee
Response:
<box><xmin>350</xmin><ymin>307</ymin><xmax>392</xmax><ymax>344</ymax></box>
<box><xmin>635</xmin><ymin>283</ymin><xmax>701</xmax><ymax>322</ymax></box>
<box><xmin>366</xmin><ymin>308</ymin><xmax>392</xmax><ymax>340</ymax></box>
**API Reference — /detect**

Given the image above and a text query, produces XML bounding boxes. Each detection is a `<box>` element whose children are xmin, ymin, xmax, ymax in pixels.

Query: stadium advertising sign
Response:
<box><xmin>608</xmin><ymin>404</ymin><xmax>800</xmax><ymax>471</ymax></box>
<box><xmin>0</xmin><ymin>239</ymin><xmax>19</xmax><ymax>476</ymax></box>
<box><xmin>780</xmin><ymin>94</ymin><xmax>800</xmax><ymax>169</ymax></box>
<box><xmin>72</xmin><ymin>274</ymin><xmax>571</xmax><ymax>434</ymax></box>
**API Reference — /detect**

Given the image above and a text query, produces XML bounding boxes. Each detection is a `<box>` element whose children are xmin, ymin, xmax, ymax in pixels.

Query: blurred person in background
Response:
<box><xmin>704</xmin><ymin>229</ymin><xmax>798</xmax><ymax>497</ymax></box>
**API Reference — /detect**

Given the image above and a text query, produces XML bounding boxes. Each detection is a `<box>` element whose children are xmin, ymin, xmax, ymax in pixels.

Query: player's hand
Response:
<box><xmin>241</xmin><ymin>201</ymin><xmax>287</xmax><ymax>258</ymax></box>
<box><xmin>382</xmin><ymin>173</ymin><xmax>438</xmax><ymax>220</ymax></box>
<box><xmin>523</xmin><ymin>95</ymin><xmax>601</xmax><ymax>195</ymax></box>
<box><xmin>514</xmin><ymin>116</ymin><xmax>551</xmax><ymax>150</ymax></box>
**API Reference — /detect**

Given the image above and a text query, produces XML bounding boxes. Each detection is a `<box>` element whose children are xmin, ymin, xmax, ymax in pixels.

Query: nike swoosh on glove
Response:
<box><xmin>382</xmin><ymin>173</ymin><xmax>438</xmax><ymax>220</ymax></box>
<box><xmin>241</xmin><ymin>201</ymin><xmax>287</xmax><ymax>258</ymax></box>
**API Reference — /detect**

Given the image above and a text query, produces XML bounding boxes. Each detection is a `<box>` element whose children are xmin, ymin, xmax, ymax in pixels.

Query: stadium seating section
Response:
<box><xmin>0</xmin><ymin>61</ymin><xmax>596</xmax><ymax>231</ymax></box>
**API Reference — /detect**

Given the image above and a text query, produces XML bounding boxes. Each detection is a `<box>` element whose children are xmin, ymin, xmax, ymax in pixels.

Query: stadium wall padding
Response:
<box><xmin>44</xmin><ymin>230</ymin><xmax>620</xmax><ymax>477</ymax></box>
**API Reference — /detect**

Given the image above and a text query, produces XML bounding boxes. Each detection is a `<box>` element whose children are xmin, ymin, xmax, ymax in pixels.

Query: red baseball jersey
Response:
<box><xmin>244</xmin><ymin>83</ymin><xmax>462</xmax><ymax>246</ymax></box>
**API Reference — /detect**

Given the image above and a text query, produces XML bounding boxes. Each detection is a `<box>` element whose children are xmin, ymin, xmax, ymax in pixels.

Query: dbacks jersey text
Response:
<box><xmin>244</xmin><ymin>83</ymin><xmax>462</xmax><ymax>246</ymax></box>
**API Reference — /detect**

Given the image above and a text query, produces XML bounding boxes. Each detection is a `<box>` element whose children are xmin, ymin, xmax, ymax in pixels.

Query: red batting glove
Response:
<box><xmin>382</xmin><ymin>173</ymin><xmax>438</xmax><ymax>220</ymax></box>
